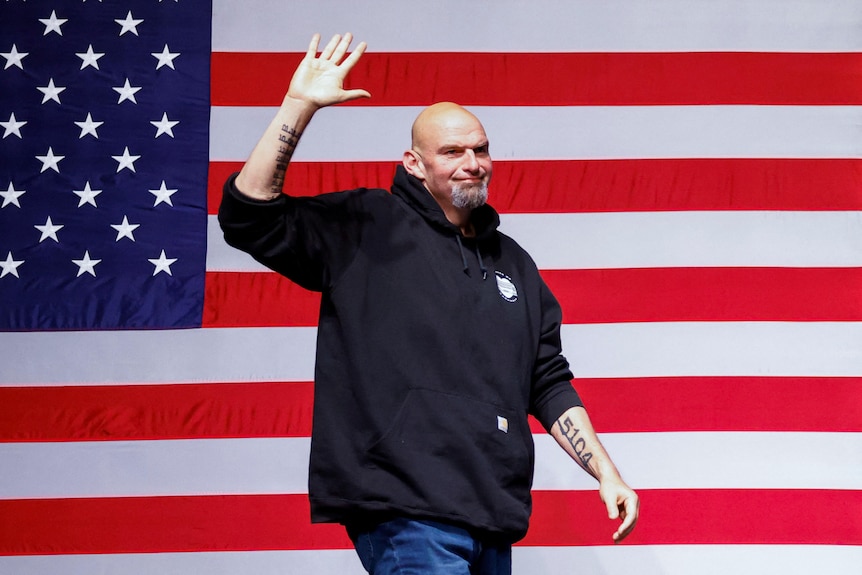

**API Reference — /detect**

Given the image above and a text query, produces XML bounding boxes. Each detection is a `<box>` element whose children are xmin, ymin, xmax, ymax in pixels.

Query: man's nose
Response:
<box><xmin>463</xmin><ymin>149</ymin><xmax>480</xmax><ymax>172</ymax></box>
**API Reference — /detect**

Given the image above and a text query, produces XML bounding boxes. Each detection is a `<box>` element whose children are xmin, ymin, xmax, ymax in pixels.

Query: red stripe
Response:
<box><xmin>1</xmin><ymin>489</ymin><xmax>858</xmax><ymax>555</ymax></box>
<box><xmin>2</xmin><ymin>377</ymin><xmax>858</xmax><ymax>442</ymax></box>
<box><xmin>523</xmin><ymin>489</ymin><xmax>862</xmax><ymax>547</ymax></box>
<box><xmin>207</xmin><ymin>159</ymin><xmax>862</xmax><ymax>215</ymax></box>
<box><xmin>562</xmin><ymin>376</ymin><xmax>862</xmax><ymax>433</ymax></box>
<box><xmin>204</xmin><ymin>272</ymin><xmax>321</xmax><ymax>327</ymax></box>
<box><xmin>204</xmin><ymin>268</ymin><xmax>862</xmax><ymax>327</ymax></box>
<box><xmin>545</xmin><ymin>267</ymin><xmax>862</xmax><ymax>324</ymax></box>
<box><xmin>0</xmin><ymin>382</ymin><xmax>314</xmax><ymax>442</ymax></box>
<box><xmin>0</xmin><ymin>494</ymin><xmax>350</xmax><ymax>555</ymax></box>
<box><xmin>211</xmin><ymin>52</ymin><xmax>862</xmax><ymax>107</ymax></box>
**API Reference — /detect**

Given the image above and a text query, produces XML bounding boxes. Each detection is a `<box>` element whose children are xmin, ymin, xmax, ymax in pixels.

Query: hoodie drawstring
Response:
<box><xmin>475</xmin><ymin>245</ymin><xmax>488</xmax><ymax>280</ymax></box>
<box><xmin>455</xmin><ymin>235</ymin><xmax>470</xmax><ymax>275</ymax></box>
<box><xmin>455</xmin><ymin>235</ymin><xmax>487</xmax><ymax>280</ymax></box>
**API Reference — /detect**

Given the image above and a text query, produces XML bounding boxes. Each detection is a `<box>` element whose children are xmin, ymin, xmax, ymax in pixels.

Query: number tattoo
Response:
<box><xmin>270</xmin><ymin>124</ymin><xmax>303</xmax><ymax>195</ymax></box>
<box><xmin>557</xmin><ymin>416</ymin><xmax>594</xmax><ymax>473</ymax></box>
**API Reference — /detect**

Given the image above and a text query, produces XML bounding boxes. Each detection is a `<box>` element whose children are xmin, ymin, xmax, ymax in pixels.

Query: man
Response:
<box><xmin>219</xmin><ymin>33</ymin><xmax>638</xmax><ymax>574</ymax></box>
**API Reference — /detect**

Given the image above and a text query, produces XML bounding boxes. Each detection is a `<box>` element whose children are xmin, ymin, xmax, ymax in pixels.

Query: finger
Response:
<box><xmin>305</xmin><ymin>33</ymin><xmax>322</xmax><ymax>59</ymax></box>
<box><xmin>605</xmin><ymin>498</ymin><xmax>620</xmax><ymax>521</ymax></box>
<box><xmin>613</xmin><ymin>498</ymin><xmax>639</xmax><ymax>542</ymax></box>
<box><xmin>330</xmin><ymin>32</ymin><xmax>353</xmax><ymax>63</ymax></box>
<box><xmin>320</xmin><ymin>34</ymin><xmax>342</xmax><ymax>60</ymax></box>
<box><xmin>614</xmin><ymin>512</ymin><xmax>637</xmax><ymax>542</ymax></box>
<box><xmin>341</xmin><ymin>40</ymin><xmax>368</xmax><ymax>71</ymax></box>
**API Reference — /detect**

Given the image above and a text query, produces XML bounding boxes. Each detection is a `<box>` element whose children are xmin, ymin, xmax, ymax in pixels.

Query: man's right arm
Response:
<box><xmin>234</xmin><ymin>33</ymin><xmax>370</xmax><ymax>201</ymax></box>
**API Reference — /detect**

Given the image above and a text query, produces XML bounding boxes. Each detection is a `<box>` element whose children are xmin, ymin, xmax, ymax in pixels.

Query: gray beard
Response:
<box><xmin>451</xmin><ymin>181</ymin><xmax>488</xmax><ymax>210</ymax></box>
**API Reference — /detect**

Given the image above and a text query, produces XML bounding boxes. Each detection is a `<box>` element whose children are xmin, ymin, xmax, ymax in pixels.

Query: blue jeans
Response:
<box><xmin>348</xmin><ymin>518</ymin><xmax>512</xmax><ymax>575</ymax></box>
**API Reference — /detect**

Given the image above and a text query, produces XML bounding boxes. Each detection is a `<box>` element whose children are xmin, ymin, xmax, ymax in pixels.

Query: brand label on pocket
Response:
<box><xmin>497</xmin><ymin>415</ymin><xmax>509</xmax><ymax>433</ymax></box>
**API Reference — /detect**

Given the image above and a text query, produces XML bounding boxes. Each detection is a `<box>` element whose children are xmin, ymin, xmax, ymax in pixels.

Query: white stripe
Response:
<box><xmin>210</xmin><ymin>106</ymin><xmax>862</xmax><ymax>162</ymax></box>
<box><xmin>207</xmin><ymin>211</ymin><xmax>862</xmax><ymax>272</ymax></box>
<box><xmin>513</xmin><ymin>546</ymin><xmax>862</xmax><ymax>575</ymax></box>
<box><xmin>0</xmin><ymin>550</ymin><xmax>366</xmax><ymax>575</ymax></box>
<box><xmin>501</xmin><ymin>211</ymin><xmax>862</xmax><ymax>269</ymax></box>
<box><xmin>212</xmin><ymin>0</ymin><xmax>862</xmax><ymax>52</ymax></box>
<box><xmin>563</xmin><ymin>322</ymin><xmax>862</xmax><ymax>378</ymax></box>
<box><xmin>0</xmin><ymin>327</ymin><xmax>317</xmax><ymax>386</ymax></box>
<box><xmin>4</xmin><ymin>546</ymin><xmax>861</xmax><ymax>575</ymax></box>
<box><xmin>0</xmin><ymin>438</ymin><xmax>310</xmax><ymax>499</ymax></box>
<box><xmin>2</xmin><ymin>322</ymin><xmax>861</xmax><ymax>385</ymax></box>
<box><xmin>533</xmin><ymin>432</ymin><xmax>862</xmax><ymax>491</ymax></box>
<box><xmin>1</xmin><ymin>433</ymin><xmax>858</xmax><ymax>499</ymax></box>
<box><xmin>3</xmin><ymin>546</ymin><xmax>859</xmax><ymax>575</ymax></box>
<box><xmin>208</xmin><ymin>219</ymin><xmax>270</xmax><ymax>272</ymax></box>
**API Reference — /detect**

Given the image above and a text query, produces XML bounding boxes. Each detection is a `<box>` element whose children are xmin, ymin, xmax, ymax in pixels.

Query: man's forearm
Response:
<box><xmin>551</xmin><ymin>405</ymin><xmax>621</xmax><ymax>482</ymax></box>
<box><xmin>235</xmin><ymin>98</ymin><xmax>317</xmax><ymax>201</ymax></box>
<box><xmin>233</xmin><ymin>33</ymin><xmax>370</xmax><ymax>202</ymax></box>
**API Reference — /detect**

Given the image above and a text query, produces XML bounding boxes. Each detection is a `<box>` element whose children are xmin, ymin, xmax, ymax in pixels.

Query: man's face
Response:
<box><xmin>406</xmin><ymin>106</ymin><xmax>493</xmax><ymax>212</ymax></box>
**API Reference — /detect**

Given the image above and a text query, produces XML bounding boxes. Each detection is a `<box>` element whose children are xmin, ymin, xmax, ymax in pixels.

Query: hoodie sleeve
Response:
<box><xmin>528</xmin><ymin>277</ymin><xmax>584</xmax><ymax>431</ymax></box>
<box><xmin>217</xmin><ymin>172</ymin><xmax>364</xmax><ymax>292</ymax></box>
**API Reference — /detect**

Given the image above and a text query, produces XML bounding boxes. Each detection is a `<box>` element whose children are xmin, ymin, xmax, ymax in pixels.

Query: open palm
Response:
<box><xmin>286</xmin><ymin>33</ymin><xmax>370</xmax><ymax>108</ymax></box>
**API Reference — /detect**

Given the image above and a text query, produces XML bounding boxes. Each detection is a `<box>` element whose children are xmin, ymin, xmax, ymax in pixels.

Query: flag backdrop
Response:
<box><xmin>1</xmin><ymin>0</ymin><xmax>861</xmax><ymax>573</ymax></box>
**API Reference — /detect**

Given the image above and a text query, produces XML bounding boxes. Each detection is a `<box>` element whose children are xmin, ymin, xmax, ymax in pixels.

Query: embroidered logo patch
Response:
<box><xmin>495</xmin><ymin>271</ymin><xmax>518</xmax><ymax>303</ymax></box>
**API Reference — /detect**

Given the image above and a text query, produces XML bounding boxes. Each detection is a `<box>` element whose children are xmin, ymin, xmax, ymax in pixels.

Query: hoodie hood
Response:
<box><xmin>391</xmin><ymin>165</ymin><xmax>500</xmax><ymax>279</ymax></box>
<box><xmin>391</xmin><ymin>165</ymin><xmax>500</xmax><ymax>242</ymax></box>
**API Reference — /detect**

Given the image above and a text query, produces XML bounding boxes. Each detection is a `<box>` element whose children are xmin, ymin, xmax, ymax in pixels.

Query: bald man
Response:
<box><xmin>219</xmin><ymin>34</ymin><xmax>638</xmax><ymax>575</ymax></box>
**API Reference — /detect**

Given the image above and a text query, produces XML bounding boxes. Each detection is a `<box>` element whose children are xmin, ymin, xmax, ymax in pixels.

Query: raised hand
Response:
<box><xmin>234</xmin><ymin>33</ymin><xmax>369</xmax><ymax>200</ymax></box>
<box><xmin>286</xmin><ymin>33</ymin><xmax>371</xmax><ymax>109</ymax></box>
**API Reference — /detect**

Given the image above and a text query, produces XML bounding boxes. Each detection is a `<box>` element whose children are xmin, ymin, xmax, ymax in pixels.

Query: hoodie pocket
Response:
<box><xmin>363</xmin><ymin>388</ymin><xmax>534</xmax><ymax>533</ymax></box>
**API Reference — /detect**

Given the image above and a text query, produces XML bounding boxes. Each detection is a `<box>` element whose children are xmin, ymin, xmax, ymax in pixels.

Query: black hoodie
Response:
<box><xmin>218</xmin><ymin>166</ymin><xmax>582</xmax><ymax>543</ymax></box>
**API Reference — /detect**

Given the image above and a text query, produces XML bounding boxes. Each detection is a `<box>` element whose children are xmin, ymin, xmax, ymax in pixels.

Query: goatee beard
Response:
<box><xmin>451</xmin><ymin>181</ymin><xmax>488</xmax><ymax>210</ymax></box>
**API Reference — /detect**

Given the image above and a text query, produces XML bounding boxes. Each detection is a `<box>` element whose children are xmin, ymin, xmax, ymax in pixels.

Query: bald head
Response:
<box><xmin>410</xmin><ymin>102</ymin><xmax>485</xmax><ymax>153</ymax></box>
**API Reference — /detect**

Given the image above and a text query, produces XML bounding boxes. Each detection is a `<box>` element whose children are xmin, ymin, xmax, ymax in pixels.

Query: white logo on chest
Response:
<box><xmin>495</xmin><ymin>271</ymin><xmax>518</xmax><ymax>303</ymax></box>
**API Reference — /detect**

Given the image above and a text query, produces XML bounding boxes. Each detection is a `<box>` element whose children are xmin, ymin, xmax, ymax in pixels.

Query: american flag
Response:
<box><xmin>1</xmin><ymin>0</ymin><xmax>861</xmax><ymax>573</ymax></box>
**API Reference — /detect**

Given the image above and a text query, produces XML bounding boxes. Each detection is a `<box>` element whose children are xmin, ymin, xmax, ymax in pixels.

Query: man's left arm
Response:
<box><xmin>550</xmin><ymin>405</ymin><xmax>640</xmax><ymax>543</ymax></box>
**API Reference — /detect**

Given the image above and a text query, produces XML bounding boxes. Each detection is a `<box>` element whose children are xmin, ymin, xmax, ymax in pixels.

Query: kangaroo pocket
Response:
<box><xmin>363</xmin><ymin>388</ymin><xmax>534</xmax><ymax>535</ymax></box>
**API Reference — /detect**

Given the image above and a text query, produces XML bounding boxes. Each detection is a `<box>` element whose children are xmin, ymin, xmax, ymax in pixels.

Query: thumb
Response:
<box><xmin>342</xmin><ymin>88</ymin><xmax>372</xmax><ymax>101</ymax></box>
<box><xmin>605</xmin><ymin>495</ymin><xmax>620</xmax><ymax>520</ymax></box>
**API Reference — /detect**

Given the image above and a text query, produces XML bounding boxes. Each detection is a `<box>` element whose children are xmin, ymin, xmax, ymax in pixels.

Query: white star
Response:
<box><xmin>115</xmin><ymin>11</ymin><xmax>143</xmax><ymax>36</ymax></box>
<box><xmin>36</xmin><ymin>147</ymin><xmax>65</xmax><ymax>173</ymax></box>
<box><xmin>1</xmin><ymin>112</ymin><xmax>26</xmax><ymax>139</ymax></box>
<box><xmin>72</xmin><ymin>251</ymin><xmax>101</xmax><ymax>277</ymax></box>
<box><xmin>112</xmin><ymin>146</ymin><xmax>141</xmax><ymax>173</ymax></box>
<box><xmin>149</xmin><ymin>180</ymin><xmax>178</xmax><ymax>207</ymax></box>
<box><xmin>0</xmin><ymin>252</ymin><xmax>24</xmax><ymax>279</ymax></box>
<box><xmin>149</xmin><ymin>250</ymin><xmax>177</xmax><ymax>276</ymax></box>
<box><xmin>73</xmin><ymin>181</ymin><xmax>102</xmax><ymax>207</ymax></box>
<box><xmin>37</xmin><ymin>78</ymin><xmax>66</xmax><ymax>104</ymax></box>
<box><xmin>35</xmin><ymin>216</ymin><xmax>64</xmax><ymax>243</ymax></box>
<box><xmin>1</xmin><ymin>183</ymin><xmax>25</xmax><ymax>208</ymax></box>
<box><xmin>1</xmin><ymin>44</ymin><xmax>28</xmax><ymax>70</ymax></box>
<box><xmin>39</xmin><ymin>10</ymin><xmax>68</xmax><ymax>36</ymax></box>
<box><xmin>75</xmin><ymin>44</ymin><xmax>105</xmax><ymax>70</ymax></box>
<box><xmin>151</xmin><ymin>44</ymin><xmax>180</xmax><ymax>70</ymax></box>
<box><xmin>111</xmin><ymin>215</ymin><xmax>139</xmax><ymax>241</ymax></box>
<box><xmin>74</xmin><ymin>112</ymin><xmax>103</xmax><ymax>139</ymax></box>
<box><xmin>151</xmin><ymin>112</ymin><xmax>179</xmax><ymax>138</ymax></box>
<box><xmin>113</xmin><ymin>78</ymin><xmax>141</xmax><ymax>104</ymax></box>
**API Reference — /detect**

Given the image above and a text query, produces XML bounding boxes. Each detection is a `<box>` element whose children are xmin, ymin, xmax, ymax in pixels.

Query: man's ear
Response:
<box><xmin>402</xmin><ymin>149</ymin><xmax>425</xmax><ymax>180</ymax></box>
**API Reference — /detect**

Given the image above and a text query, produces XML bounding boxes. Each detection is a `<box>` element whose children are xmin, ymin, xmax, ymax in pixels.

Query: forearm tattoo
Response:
<box><xmin>557</xmin><ymin>416</ymin><xmax>595</xmax><ymax>474</ymax></box>
<box><xmin>271</xmin><ymin>124</ymin><xmax>303</xmax><ymax>196</ymax></box>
